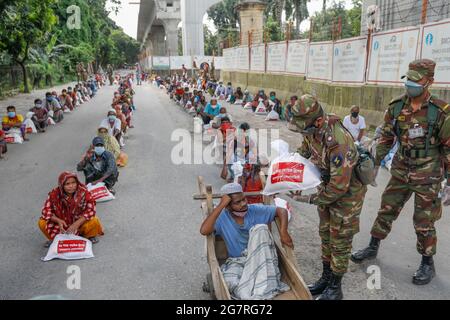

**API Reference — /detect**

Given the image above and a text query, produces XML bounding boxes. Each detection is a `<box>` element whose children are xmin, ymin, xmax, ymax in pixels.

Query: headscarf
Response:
<box><xmin>98</xmin><ymin>125</ymin><xmax>120</xmax><ymax>160</ymax></box>
<box><xmin>47</xmin><ymin>172</ymin><xmax>91</xmax><ymax>225</ymax></box>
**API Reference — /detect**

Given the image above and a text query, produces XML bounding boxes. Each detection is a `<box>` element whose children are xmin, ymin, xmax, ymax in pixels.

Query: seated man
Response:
<box><xmin>284</xmin><ymin>95</ymin><xmax>298</xmax><ymax>122</ymax></box>
<box><xmin>29</xmin><ymin>99</ymin><xmax>48</xmax><ymax>133</ymax></box>
<box><xmin>38</xmin><ymin>171</ymin><xmax>104</xmax><ymax>246</ymax></box>
<box><xmin>2</xmin><ymin>106</ymin><xmax>28</xmax><ymax>141</ymax></box>
<box><xmin>252</xmin><ymin>90</ymin><xmax>268</xmax><ymax>112</ymax></box>
<box><xmin>215</xmin><ymin>82</ymin><xmax>226</xmax><ymax>98</ymax></box>
<box><xmin>59</xmin><ymin>89</ymin><xmax>74</xmax><ymax>111</ymax></box>
<box><xmin>200</xmin><ymin>97</ymin><xmax>221</xmax><ymax>125</ymax></box>
<box><xmin>44</xmin><ymin>92</ymin><xmax>64</xmax><ymax>123</ymax></box>
<box><xmin>200</xmin><ymin>183</ymin><xmax>293</xmax><ymax>300</ymax></box>
<box><xmin>233</xmin><ymin>87</ymin><xmax>244</xmax><ymax>104</ymax></box>
<box><xmin>211</xmin><ymin>107</ymin><xmax>233</xmax><ymax>129</ymax></box>
<box><xmin>225</xmin><ymin>82</ymin><xmax>234</xmax><ymax>101</ymax></box>
<box><xmin>100</xmin><ymin>110</ymin><xmax>122</xmax><ymax>146</ymax></box>
<box><xmin>77</xmin><ymin>137</ymin><xmax>119</xmax><ymax>194</ymax></box>
<box><xmin>242</xmin><ymin>90</ymin><xmax>253</xmax><ymax>106</ymax></box>
<box><xmin>0</xmin><ymin>129</ymin><xmax>7</xmax><ymax>159</ymax></box>
<box><xmin>269</xmin><ymin>91</ymin><xmax>282</xmax><ymax>115</ymax></box>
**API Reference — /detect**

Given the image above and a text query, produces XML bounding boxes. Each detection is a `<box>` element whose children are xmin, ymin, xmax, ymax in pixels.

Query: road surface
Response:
<box><xmin>0</xmin><ymin>80</ymin><xmax>449</xmax><ymax>300</ymax></box>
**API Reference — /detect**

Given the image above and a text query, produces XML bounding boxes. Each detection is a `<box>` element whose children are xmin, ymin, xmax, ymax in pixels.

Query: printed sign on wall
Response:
<box><xmin>367</xmin><ymin>27</ymin><xmax>420</xmax><ymax>84</ymax></box>
<box><xmin>307</xmin><ymin>42</ymin><xmax>333</xmax><ymax>81</ymax></box>
<box><xmin>286</xmin><ymin>40</ymin><xmax>308</xmax><ymax>74</ymax></box>
<box><xmin>250</xmin><ymin>44</ymin><xmax>266</xmax><ymax>72</ymax></box>
<box><xmin>267</xmin><ymin>42</ymin><xmax>286</xmax><ymax>73</ymax></box>
<box><xmin>420</xmin><ymin>19</ymin><xmax>450</xmax><ymax>85</ymax></box>
<box><xmin>332</xmin><ymin>37</ymin><xmax>367</xmax><ymax>83</ymax></box>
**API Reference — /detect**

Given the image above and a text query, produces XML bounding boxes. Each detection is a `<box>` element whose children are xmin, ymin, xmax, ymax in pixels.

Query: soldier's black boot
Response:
<box><xmin>316</xmin><ymin>273</ymin><xmax>343</xmax><ymax>300</ymax></box>
<box><xmin>308</xmin><ymin>261</ymin><xmax>332</xmax><ymax>295</ymax></box>
<box><xmin>412</xmin><ymin>256</ymin><xmax>435</xmax><ymax>285</ymax></box>
<box><xmin>351</xmin><ymin>236</ymin><xmax>380</xmax><ymax>263</ymax></box>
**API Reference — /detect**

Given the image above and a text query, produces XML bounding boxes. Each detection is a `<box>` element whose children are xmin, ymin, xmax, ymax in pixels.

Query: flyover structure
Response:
<box><xmin>137</xmin><ymin>0</ymin><xmax>181</xmax><ymax>57</ymax></box>
<box><xmin>137</xmin><ymin>0</ymin><xmax>222</xmax><ymax>57</ymax></box>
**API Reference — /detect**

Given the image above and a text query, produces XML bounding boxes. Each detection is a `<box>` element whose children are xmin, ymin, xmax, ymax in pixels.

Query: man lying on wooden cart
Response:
<box><xmin>200</xmin><ymin>183</ymin><xmax>293</xmax><ymax>300</ymax></box>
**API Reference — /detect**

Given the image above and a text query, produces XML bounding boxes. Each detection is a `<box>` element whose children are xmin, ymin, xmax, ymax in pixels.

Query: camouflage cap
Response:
<box><xmin>291</xmin><ymin>94</ymin><xmax>324</xmax><ymax>130</ymax></box>
<box><xmin>402</xmin><ymin>59</ymin><xmax>436</xmax><ymax>81</ymax></box>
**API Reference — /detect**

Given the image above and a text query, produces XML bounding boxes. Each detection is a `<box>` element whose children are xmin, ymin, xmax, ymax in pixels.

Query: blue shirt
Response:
<box><xmin>214</xmin><ymin>204</ymin><xmax>277</xmax><ymax>258</ymax></box>
<box><xmin>204</xmin><ymin>103</ymin><xmax>221</xmax><ymax>117</ymax></box>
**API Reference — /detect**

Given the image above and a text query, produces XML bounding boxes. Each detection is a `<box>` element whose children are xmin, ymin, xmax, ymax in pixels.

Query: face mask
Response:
<box><xmin>270</xmin><ymin>96</ymin><xmax>276</xmax><ymax>101</ymax></box>
<box><xmin>94</xmin><ymin>146</ymin><xmax>105</xmax><ymax>156</ymax></box>
<box><xmin>405</xmin><ymin>80</ymin><xmax>427</xmax><ymax>98</ymax></box>
<box><xmin>7</xmin><ymin>112</ymin><xmax>15</xmax><ymax>118</ymax></box>
<box><xmin>35</xmin><ymin>104</ymin><xmax>43</xmax><ymax>109</ymax></box>
<box><xmin>218</xmin><ymin>113</ymin><xmax>227</xmax><ymax>118</ymax></box>
<box><xmin>47</xmin><ymin>97</ymin><xmax>53</xmax><ymax>102</ymax></box>
<box><xmin>211</xmin><ymin>103</ymin><xmax>218</xmax><ymax>109</ymax></box>
<box><xmin>351</xmin><ymin>112</ymin><xmax>359</xmax><ymax>118</ymax></box>
<box><xmin>108</xmin><ymin>115</ymin><xmax>116</xmax><ymax>121</ymax></box>
<box><xmin>232</xmin><ymin>210</ymin><xmax>248</xmax><ymax>218</ymax></box>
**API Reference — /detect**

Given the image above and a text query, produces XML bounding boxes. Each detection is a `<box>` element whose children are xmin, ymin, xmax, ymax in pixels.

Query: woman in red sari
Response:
<box><xmin>38</xmin><ymin>172</ymin><xmax>104</xmax><ymax>246</ymax></box>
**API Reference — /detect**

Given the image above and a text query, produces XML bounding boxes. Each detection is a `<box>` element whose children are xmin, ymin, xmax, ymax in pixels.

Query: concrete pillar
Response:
<box><xmin>163</xmin><ymin>19</ymin><xmax>180</xmax><ymax>56</ymax></box>
<box><xmin>150</xmin><ymin>25</ymin><xmax>166</xmax><ymax>56</ymax></box>
<box><xmin>180</xmin><ymin>0</ymin><xmax>222</xmax><ymax>56</ymax></box>
<box><xmin>236</xmin><ymin>0</ymin><xmax>267</xmax><ymax>45</ymax></box>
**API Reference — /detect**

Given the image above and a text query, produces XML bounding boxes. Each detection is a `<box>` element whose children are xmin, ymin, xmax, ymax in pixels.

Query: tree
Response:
<box><xmin>286</xmin><ymin>0</ymin><xmax>310</xmax><ymax>33</ymax></box>
<box><xmin>308</xmin><ymin>0</ymin><xmax>362</xmax><ymax>41</ymax></box>
<box><xmin>204</xmin><ymin>26</ymin><xmax>219</xmax><ymax>56</ymax></box>
<box><xmin>0</xmin><ymin>0</ymin><xmax>58</xmax><ymax>93</ymax></box>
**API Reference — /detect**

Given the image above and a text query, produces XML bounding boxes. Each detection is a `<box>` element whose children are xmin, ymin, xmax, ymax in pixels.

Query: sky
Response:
<box><xmin>108</xmin><ymin>0</ymin><xmax>356</xmax><ymax>40</ymax></box>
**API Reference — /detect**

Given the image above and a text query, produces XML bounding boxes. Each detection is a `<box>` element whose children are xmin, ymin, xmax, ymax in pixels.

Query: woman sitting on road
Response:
<box><xmin>38</xmin><ymin>171</ymin><xmax>104</xmax><ymax>247</ymax></box>
<box><xmin>98</xmin><ymin>125</ymin><xmax>128</xmax><ymax>167</ymax></box>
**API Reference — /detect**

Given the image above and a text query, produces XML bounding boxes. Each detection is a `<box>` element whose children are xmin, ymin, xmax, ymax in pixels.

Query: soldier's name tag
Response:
<box><xmin>408</xmin><ymin>126</ymin><xmax>425</xmax><ymax>139</ymax></box>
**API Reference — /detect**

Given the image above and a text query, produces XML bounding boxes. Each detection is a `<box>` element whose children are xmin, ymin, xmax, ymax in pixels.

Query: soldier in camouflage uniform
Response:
<box><xmin>352</xmin><ymin>59</ymin><xmax>450</xmax><ymax>285</ymax></box>
<box><xmin>290</xmin><ymin>94</ymin><xmax>368</xmax><ymax>300</ymax></box>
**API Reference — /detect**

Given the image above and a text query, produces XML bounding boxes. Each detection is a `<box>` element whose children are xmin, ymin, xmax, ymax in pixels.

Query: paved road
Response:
<box><xmin>1</xmin><ymin>81</ymin><xmax>449</xmax><ymax>300</ymax></box>
<box><xmin>0</xmin><ymin>81</ymin><xmax>223</xmax><ymax>299</ymax></box>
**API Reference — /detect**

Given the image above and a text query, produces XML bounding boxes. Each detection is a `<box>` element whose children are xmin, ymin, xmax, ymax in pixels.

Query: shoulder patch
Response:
<box><xmin>331</xmin><ymin>153</ymin><xmax>344</xmax><ymax>168</ymax></box>
<box><xmin>389</xmin><ymin>94</ymin><xmax>407</xmax><ymax>106</ymax></box>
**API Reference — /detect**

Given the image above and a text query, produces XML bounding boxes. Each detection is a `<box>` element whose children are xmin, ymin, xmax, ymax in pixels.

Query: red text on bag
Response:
<box><xmin>57</xmin><ymin>240</ymin><xmax>86</xmax><ymax>254</ymax></box>
<box><xmin>271</xmin><ymin>162</ymin><xmax>305</xmax><ymax>184</ymax></box>
<box><xmin>89</xmin><ymin>186</ymin><xmax>110</xmax><ymax>200</ymax></box>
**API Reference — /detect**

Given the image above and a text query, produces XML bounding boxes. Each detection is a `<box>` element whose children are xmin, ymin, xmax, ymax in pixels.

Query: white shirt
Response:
<box><xmin>100</xmin><ymin>118</ymin><xmax>122</xmax><ymax>136</ymax></box>
<box><xmin>343</xmin><ymin>115</ymin><xmax>366</xmax><ymax>141</ymax></box>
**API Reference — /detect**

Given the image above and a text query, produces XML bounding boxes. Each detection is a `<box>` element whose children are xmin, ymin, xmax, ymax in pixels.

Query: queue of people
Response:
<box><xmin>36</xmin><ymin>72</ymin><xmax>137</xmax><ymax>248</ymax></box>
<box><xmin>156</xmin><ymin>58</ymin><xmax>450</xmax><ymax>300</ymax></box>
<box><xmin>1</xmin><ymin>78</ymin><xmax>103</xmax><ymax>159</ymax></box>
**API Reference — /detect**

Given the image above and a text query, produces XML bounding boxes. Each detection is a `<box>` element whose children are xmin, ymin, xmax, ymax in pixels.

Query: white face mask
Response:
<box><xmin>232</xmin><ymin>210</ymin><xmax>248</xmax><ymax>218</ymax></box>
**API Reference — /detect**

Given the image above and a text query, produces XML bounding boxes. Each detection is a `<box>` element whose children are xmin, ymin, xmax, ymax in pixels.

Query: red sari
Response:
<box><xmin>40</xmin><ymin>172</ymin><xmax>97</xmax><ymax>240</ymax></box>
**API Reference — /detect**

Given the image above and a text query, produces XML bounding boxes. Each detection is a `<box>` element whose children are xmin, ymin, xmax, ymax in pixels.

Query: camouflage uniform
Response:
<box><xmin>372</xmin><ymin>59</ymin><xmax>450</xmax><ymax>256</ymax></box>
<box><xmin>292</xmin><ymin>95</ymin><xmax>368</xmax><ymax>275</ymax></box>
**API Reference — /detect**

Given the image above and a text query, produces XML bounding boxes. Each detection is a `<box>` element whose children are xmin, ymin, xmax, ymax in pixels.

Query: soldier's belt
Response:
<box><xmin>399</xmin><ymin>146</ymin><xmax>440</xmax><ymax>159</ymax></box>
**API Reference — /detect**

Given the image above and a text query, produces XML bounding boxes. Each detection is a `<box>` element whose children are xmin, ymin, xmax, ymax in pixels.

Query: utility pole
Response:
<box><xmin>421</xmin><ymin>0</ymin><xmax>428</xmax><ymax>25</ymax></box>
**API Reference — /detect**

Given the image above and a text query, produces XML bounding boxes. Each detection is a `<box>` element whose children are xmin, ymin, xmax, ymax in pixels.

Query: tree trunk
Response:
<box><xmin>17</xmin><ymin>61</ymin><xmax>29</xmax><ymax>93</ymax></box>
<box><xmin>322</xmin><ymin>0</ymin><xmax>326</xmax><ymax>12</ymax></box>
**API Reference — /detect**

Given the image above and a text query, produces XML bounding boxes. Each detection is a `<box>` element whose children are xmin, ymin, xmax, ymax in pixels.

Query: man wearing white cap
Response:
<box><xmin>200</xmin><ymin>183</ymin><xmax>293</xmax><ymax>299</ymax></box>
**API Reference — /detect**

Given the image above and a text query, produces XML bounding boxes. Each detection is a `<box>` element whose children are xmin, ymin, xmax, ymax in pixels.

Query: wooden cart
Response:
<box><xmin>194</xmin><ymin>175</ymin><xmax>312</xmax><ymax>300</ymax></box>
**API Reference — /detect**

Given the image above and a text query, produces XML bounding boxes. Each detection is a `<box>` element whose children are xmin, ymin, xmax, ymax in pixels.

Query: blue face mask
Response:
<box><xmin>405</xmin><ymin>80</ymin><xmax>427</xmax><ymax>98</ymax></box>
<box><xmin>47</xmin><ymin>97</ymin><xmax>53</xmax><ymax>102</ymax></box>
<box><xmin>8</xmin><ymin>111</ymin><xmax>16</xmax><ymax>118</ymax></box>
<box><xmin>94</xmin><ymin>146</ymin><xmax>105</xmax><ymax>156</ymax></box>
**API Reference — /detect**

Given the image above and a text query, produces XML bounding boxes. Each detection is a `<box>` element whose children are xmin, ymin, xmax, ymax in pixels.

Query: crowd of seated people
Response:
<box><xmin>36</xmin><ymin>72</ymin><xmax>136</xmax><ymax>247</ymax></box>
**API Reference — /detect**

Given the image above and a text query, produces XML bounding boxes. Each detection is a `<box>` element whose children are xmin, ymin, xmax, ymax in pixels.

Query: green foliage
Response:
<box><xmin>0</xmin><ymin>0</ymin><xmax>138</xmax><ymax>93</ymax></box>
<box><xmin>308</xmin><ymin>0</ymin><xmax>362</xmax><ymax>41</ymax></box>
